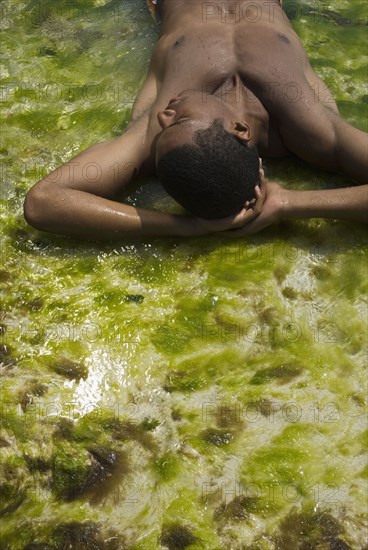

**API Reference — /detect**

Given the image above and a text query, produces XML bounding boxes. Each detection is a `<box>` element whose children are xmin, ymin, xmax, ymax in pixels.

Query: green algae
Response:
<box><xmin>17</xmin><ymin>379</ymin><xmax>48</xmax><ymax>412</ymax></box>
<box><xmin>1</xmin><ymin>0</ymin><xmax>368</xmax><ymax>548</ymax></box>
<box><xmin>161</xmin><ymin>491</ymin><xmax>220</xmax><ymax>549</ymax></box>
<box><xmin>273</xmin><ymin>507</ymin><xmax>352</xmax><ymax>550</ymax></box>
<box><xmin>52</xmin><ymin>447</ymin><xmax>92</xmax><ymax>501</ymax></box>
<box><xmin>24</xmin><ymin>521</ymin><xmax>127</xmax><ymax>550</ymax></box>
<box><xmin>52</xmin><ymin>522</ymin><xmax>105</xmax><ymax>550</ymax></box>
<box><xmin>250</xmin><ymin>363</ymin><xmax>304</xmax><ymax>385</ymax></box>
<box><xmin>160</xmin><ymin>523</ymin><xmax>198</xmax><ymax>550</ymax></box>
<box><xmin>53</xmin><ymin>410</ymin><xmax>157</xmax><ymax>455</ymax></box>
<box><xmin>200</xmin><ymin>428</ymin><xmax>235</xmax><ymax>447</ymax></box>
<box><xmin>51</xmin><ymin>444</ymin><xmax>129</xmax><ymax>504</ymax></box>
<box><xmin>49</xmin><ymin>357</ymin><xmax>88</xmax><ymax>381</ymax></box>
<box><xmin>0</xmin><ymin>481</ymin><xmax>26</xmax><ymax>517</ymax></box>
<box><xmin>163</xmin><ymin>369</ymin><xmax>208</xmax><ymax>393</ymax></box>
<box><xmin>213</xmin><ymin>495</ymin><xmax>260</xmax><ymax>524</ymax></box>
<box><xmin>153</xmin><ymin>451</ymin><xmax>181</xmax><ymax>482</ymax></box>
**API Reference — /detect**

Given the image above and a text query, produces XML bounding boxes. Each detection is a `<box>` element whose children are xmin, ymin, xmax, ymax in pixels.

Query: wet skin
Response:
<box><xmin>134</xmin><ymin>0</ymin><xmax>366</xmax><ymax>184</ymax></box>
<box><xmin>155</xmin><ymin>90</ymin><xmax>254</xmax><ymax>167</ymax></box>
<box><xmin>24</xmin><ymin>0</ymin><xmax>368</xmax><ymax>240</ymax></box>
<box><xmin>134</xmin><ymin>0</ymin><xmax>351</xmax><ymax>174</ymax></box>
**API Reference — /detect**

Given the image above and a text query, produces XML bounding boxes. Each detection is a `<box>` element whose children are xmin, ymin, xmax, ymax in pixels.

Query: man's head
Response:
<box><xmin>155</xmin><ymin>91</ymin><xmax>260</xmax><ymax>219</ymax></box>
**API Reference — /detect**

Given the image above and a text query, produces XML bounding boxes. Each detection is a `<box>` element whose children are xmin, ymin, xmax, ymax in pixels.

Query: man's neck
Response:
<box><xmin>242</xmin><ymin>97</ymin><xmax>270</xmax><ymax>151</ymax></box>
<box><xmin>213</xmin><ymin>75</ymin><xmax>270</xmax><ymax>150</ymax></box>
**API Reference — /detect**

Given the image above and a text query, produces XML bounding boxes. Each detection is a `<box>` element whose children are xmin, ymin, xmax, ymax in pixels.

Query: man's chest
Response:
<box><xmin>154</xmin><ymin>23</ymin><xmax>309</xmax><ymax>107</ymax></box>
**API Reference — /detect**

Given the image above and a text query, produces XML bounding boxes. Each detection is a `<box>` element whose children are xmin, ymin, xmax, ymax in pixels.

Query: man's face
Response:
<box><xmin>155</xmin><ymin>90</ymin><xmax>235</xmax><ymax>165</ymax></box>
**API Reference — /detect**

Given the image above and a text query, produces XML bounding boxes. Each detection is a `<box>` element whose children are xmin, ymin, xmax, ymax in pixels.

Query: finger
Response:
<box><xmin>234</xmin><ymin>204</ymin><xmax>264</xmax><ymax>226</ymax></box>
<box><xmin>258</xmin><ymin>173</ymin><xmax>266</xmax><ymax>201</ymax></box>
<box><xmin>252</xmin><ymin>189</ymin><xmax>264</xmax><ymax>214</ymax></box>
<box><xmin>226</xmin><ymin>209</ymin><xmax>255</xmax><ymax>229</ymax></box>
<box><xmin>254</xmin><ymin>185</ymin><xmax>262</xmax><ymax>206</ymax></box>
<box><xmin>259</xmin><ymin>172</ymin><xmax>267</xmax><ymax>198</ymax></box>
<box><xmin>245</xmin><ymin>198</ymin><xmax>256</xmax><ymax>209</ymax></box>
<box><xmin>224</xmin><ymin>217</ymin><xmax>265</xmax><ymax>236</ymax></box>
<box><xmin>258</xmin><ymin>159</ymin><xmax>266</xmax><ymax>185</ymax></box>
<box><xmin>196</xmin><ymin>209</ymin><xmax>247</xmax><ymax>232</ymax></box>
<box><xmin>226</xmin><ymin>208</ymin><xmax>249</xmax><ymax>228</ymax></box>
<box><xmin>220</xmin><ymin>191</ymin><xmax>264</xmax><ymax>230</ymax></box>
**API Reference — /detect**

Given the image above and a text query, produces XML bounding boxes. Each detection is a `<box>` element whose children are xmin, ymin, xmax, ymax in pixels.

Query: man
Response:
<box><xmin>23</xmin><ymin>0</ymin><xmax>368</xmax><ymax>240</ymax></box>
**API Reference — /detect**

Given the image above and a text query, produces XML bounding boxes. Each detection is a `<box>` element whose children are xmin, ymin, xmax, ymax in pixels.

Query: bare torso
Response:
<box><xmin>23</xmin><ymin>0</ymin><xmax>368</xmax><ymax>240</ymax></box>
<box><xmin>135</xmin><ymin>0</ymin><xmax>339</xmax><ymax>163</ymax></box>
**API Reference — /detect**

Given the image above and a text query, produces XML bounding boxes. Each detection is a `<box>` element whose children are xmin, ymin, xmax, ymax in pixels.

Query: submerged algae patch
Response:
<box><xmin>200</xmin><ymin>428</ymin><xmax>235</xmax><ymax>447</ymax></box>
<box><xmin>49</xmin><ymin>357</ymin><xmax>89</xmax><ymax>381</ymax></box>
<box><xmin>52</xmin><ymin>411</ymin><xmax>158</xmax><ymax>457</ymax></box>
<box><xmin>273</xmin><ymin>507</ymin><xmax>352</xmax><ymax>550</ymax></box>
<box><xmin>28</xmin><ymin>521</ymin><xmax>124</xmax><ymax>550</ymax></box>
<box><xmin>153</xmin><ymin>451</ymin><xmax>181</xmax><ymax>482</ymax></box>
<box><xmin>0</xmin><ymin>480</ymin><xmax>26</xmax><ymax>517</ymax></box>
<box><xmin>160</xmin><ymin>523</ymin><xmax>198</xmax><ymax>550</ymax></box>
<box><xmin>53</xmin><ymin>522</ymin><xmax>104</xmax><ymax>550</ymax></box>
<box><xmin>213</xmin><ymin>495</ymin><xmax>260</xmax><ymax>524</ymax></box>
<box><xmin>17</xmin><ymin>379</ymin><xmax>48</xmax><ymax>412</ymax></box>
<box><xmin>163</xmin><ymin>369</ymin><xmax>208</xmax><ymax>393</ymax></box>
<box><xmin>51</xmin><ymin>444</ymin><xmax>128</xmax><ymax>504</ymax></box>
<box><xmin>51</xmin><ymin>447</ymin><xmax>92</xmax><ymax>501</ymax></box>
<box><xmin>250</xmin><ymin>363</ymin><xmax>303</xmax><ymax>385</ymax></box>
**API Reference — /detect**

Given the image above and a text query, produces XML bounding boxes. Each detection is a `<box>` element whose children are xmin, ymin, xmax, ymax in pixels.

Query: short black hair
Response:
<box><xmin>157</xmin><ymin>119</ymin><xmax>259</xmax><ymax>219</ymax></box>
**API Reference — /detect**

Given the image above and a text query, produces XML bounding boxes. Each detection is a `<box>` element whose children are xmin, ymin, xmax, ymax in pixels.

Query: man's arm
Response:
<box><xmin>265</xmin><ymin>60</ymin><xmax>368</xmax><ymax>182</ymax></box>
<box><xmin>23</xmin><ymin>112</ymin><xmax>258</xmax><ymax>240</ymax></box>
<box><xmin>281</xmin><ymin>184</ymin><xmax>368</xmax><ymax>223</ymax></box>
<box><xmin>280</xmin><ymin>105</ymin><xmax>368</xmax><ymax>184</ymax></box>
<box><xmin>329</xmin><ymin>113</ymin><xmax>368</xmax><ymax>183</ymax></box>
<box><xmin>258</xmin><ymin>73</ymin><xmax>368</xmax><ymax>231</ymax></box>
<box><xmin>23</xmin><ymin>117</ymin><xmax>196</xmax><ymax>240</ymax></box>
<box><xmin>227</xmin><ymin>182</ymin><xmax>368</xmax><ymax>236</ymax></box>
<box><xmin>23</xmin><ymin>64</ymin><xmax>193</xmax><ymax>241</ymax></box>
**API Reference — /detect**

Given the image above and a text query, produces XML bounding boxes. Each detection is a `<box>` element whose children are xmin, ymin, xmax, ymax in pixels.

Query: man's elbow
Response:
<box><xmin>23</xmin><ymin>185</ymin><xmax>49</xmax><ymax>229</ymax></box>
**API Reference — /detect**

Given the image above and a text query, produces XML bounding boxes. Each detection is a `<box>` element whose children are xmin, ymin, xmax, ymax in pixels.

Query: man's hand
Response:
<box><xmin>224</xmin><ymin>181</ymin><xmax>285</xmax><ymax>236</ymax></box>
<box><xmin>194</xmin><ymin>160</ymin><xmax>267</xmax><ymax>235</ymax></box>
<box><xmin>222</xmin><ymin>178</ymin><xmax>368</xmax><ymax>236</ymax></box>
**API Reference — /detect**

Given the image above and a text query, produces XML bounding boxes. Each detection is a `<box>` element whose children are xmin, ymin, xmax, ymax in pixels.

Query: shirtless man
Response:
<box><xmin>23</xmin><ymin>0</ymin><xmax>368</xmax><ymax>240</ymax></box>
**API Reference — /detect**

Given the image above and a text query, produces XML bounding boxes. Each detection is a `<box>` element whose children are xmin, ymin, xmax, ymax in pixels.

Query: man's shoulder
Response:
<box><xmin>251</xmin><ymin>67</ymin><xmax>338</xmax><ymax>170</ymax></box>
<box><xmin>277</xmin><ymin>101</ymin><xmax>337</xmax><ymax>170</ymax></box>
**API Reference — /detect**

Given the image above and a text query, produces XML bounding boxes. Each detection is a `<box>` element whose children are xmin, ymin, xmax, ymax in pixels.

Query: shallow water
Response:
<box><xmin>1</xmin><ymin>0</ymin><xmax>367</xmax><ymax>548</ymax></box>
